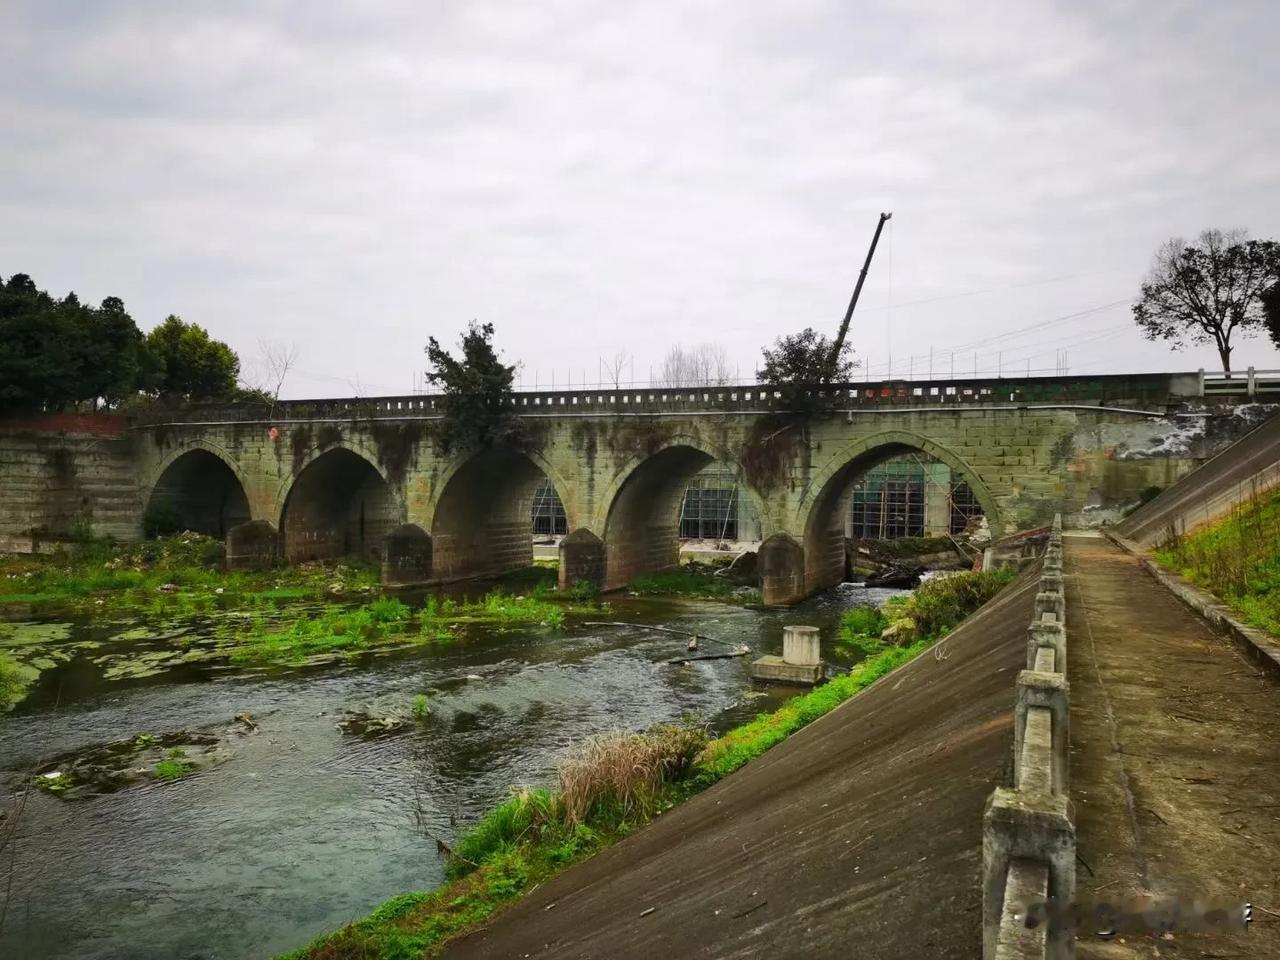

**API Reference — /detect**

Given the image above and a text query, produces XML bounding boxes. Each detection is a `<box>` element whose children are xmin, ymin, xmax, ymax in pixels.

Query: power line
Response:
<box><xmin>851</xmin><ymin>268</ymin><xmax>1131</xmax><ymax>314</ymax></box>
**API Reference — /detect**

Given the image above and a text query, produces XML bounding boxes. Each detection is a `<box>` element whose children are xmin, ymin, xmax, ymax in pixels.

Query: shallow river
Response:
<box><xmin>0</xmin><ymin>584</ymin><xmax>899</xmax><ymax>960</ymax></box>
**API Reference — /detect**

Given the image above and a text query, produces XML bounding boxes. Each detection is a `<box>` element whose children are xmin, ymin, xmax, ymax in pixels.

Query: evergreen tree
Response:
<box><xmin>424</xmin><ymin>321</ymin><xmax>522</xmax><ymax>452</ymax></box>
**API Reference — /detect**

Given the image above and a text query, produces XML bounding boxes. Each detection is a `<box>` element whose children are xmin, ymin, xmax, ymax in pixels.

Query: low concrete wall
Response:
<box><xmin>982</xmin><ymin>515</ymin><xmax>1075</xmax><ymax>960</ymax></box>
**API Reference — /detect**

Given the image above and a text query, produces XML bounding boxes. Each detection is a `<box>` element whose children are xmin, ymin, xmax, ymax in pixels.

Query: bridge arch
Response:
<box><xmin>797</xmin><ymin>430</ymin><xmax>1002</xmax><ymax>596</ymax></box>
<box><xmin>429</xmin><ymin>445</ymin><xmax>574</xmax><ymax>582</ymax></box>
<box><xmin>596</xmin><ymin>435</ymin><xmax>768</xmax><ymax>592</ymax></box>
<box><xmin>142</xmin><ymin>442</ymin><xmax>251</xmax><ymax>538</ymax></box>
<box><xmin>277</xmin><ymin>444</ymin><xmax>403</xmax><ymax>563</ymax></box>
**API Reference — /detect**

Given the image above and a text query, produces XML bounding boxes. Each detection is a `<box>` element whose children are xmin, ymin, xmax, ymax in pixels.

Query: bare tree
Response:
<box><xmin>601</xmin><ymin>349</ymin><xmax>631</xmax><ymax>389</ymax></box>
<box><xmin>656</xmin><ymin>343</ymin><xmax>733</xmax><ymax>388</ymax></box>
<box><xmin>240</xmin><ymin>339</ymin><xmax>300</xmax><ymax>405</ymax></box>
<box><xmin>259</xmin><ymin>339</ymin><xmax>299</xmax><ymax>402</ymax></box>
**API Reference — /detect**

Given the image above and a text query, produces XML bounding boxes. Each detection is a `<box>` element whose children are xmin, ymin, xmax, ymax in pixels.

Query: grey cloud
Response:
<box><xmin>1</xmin><ymin>0</ymin><xmax>1278</xmax><ymax>396</ymax></box>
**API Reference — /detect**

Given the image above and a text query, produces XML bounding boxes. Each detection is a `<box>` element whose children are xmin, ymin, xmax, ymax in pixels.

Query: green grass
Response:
<box><xmin>154</xmin><ymin>758</ymin><xmax>196</xmax><ymax>781</ymax></box>
<box><xmin>836</xmin><ymin>606</ymin><xmax>888</xmax><ymax>654</ymax></box>
<box><xmin>279</xmin><ymin>577</ymin><xmax>1020</xmax><ymax>960</ymax></box>
<box><xmin>834</xmin><ymin>569</ymin><xmax>1015</xmax><ymax>658</ymax></box>
<box><xmin>1154</xmin><ymin>488</ymin><xmax>1280</xmax><ymax>636</ymax></box>
<box><xmin>628</xmin><ymin>568</ymin><xmax>760</xmax><ymax>605</ymax></box>
<box><xmin>223</xmin><ymin>590</ymin><xmax>601</xmax><ymax>665</ymax></box>
<box><xmin>0</xmin><ymin>534</ymin><xmax>381</xmax><ymax>614</ymax></box>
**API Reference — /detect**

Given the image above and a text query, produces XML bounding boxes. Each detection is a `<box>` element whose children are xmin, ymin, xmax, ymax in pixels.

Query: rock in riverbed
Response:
<box><xmin>31</xmin><ymin>720</ymin><xmax>251</xmax><ymax>800</ymax></box>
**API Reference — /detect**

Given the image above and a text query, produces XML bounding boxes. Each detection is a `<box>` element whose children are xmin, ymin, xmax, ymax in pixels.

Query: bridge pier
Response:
<box><xmin>225</xmin><ymin>520</ymin><xmax>280</xmax><ymax>571</ymax></box>
<box><xmin>759</xmin><ymin>532</ymin><xmax>806</xmax><ymax>607</ymax></box>
<box><xmin>382</xmin><ymin>523</ymin><xmax>432</xmax><ymax>585</ymax></box>
<box><xmin>559</xmin><ymin>528</ymin><xmax>605</xmax><ymax>592</ymax></box>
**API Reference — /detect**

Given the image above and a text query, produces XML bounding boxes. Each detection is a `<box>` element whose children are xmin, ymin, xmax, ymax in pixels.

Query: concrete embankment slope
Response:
<box><xmin>442</xmin><ymin>575</ymin><xmax>1041</xmax><ymax>960</ymax></box>
<box><xmin>1118</xmin><ymin>408</ymin><xmax>1280</xmax><ymax>548</ymax></box>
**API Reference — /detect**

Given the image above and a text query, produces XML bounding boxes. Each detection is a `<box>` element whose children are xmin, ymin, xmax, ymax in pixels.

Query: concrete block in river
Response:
<box><xmin>751</xmin><ymin>655</ymin><xmax>822</xmax><ymax>685</ymax></box>
<box><xmin>782</xmin><ymin>625</ymin><xmax>820</xmax><ymax>666</ymax></box>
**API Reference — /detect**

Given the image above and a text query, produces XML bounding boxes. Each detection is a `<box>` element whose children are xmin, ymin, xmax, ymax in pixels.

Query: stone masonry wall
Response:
<box><xmin>3</xmin><ymin>395</ymin><xmax>1273</xmax><ymax>602</ymax></box>
<box><xmin>0</xmin><ymin>429</ymin><xmax>140</xmax><ymax>542</ymax></box>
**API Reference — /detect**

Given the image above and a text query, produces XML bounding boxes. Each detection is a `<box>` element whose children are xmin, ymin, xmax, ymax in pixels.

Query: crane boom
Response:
<box><xmin>826</xmin><ymin>211</ymin><xmax>892</xmax><ymax>381</ymax></box>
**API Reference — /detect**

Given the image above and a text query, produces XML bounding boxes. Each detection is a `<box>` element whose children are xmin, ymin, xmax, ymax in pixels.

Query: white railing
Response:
<box><xmin>1200</xmin><ymin>367</ymin><xmax>1280</xmax><ymax>397</ymax></box>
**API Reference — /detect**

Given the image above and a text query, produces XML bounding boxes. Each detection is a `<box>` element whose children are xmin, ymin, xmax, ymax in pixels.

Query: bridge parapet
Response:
<box><xmin>137</xmin><ymin>371</ymin><xmax>1206</xmax><ymax>423</ymax></box>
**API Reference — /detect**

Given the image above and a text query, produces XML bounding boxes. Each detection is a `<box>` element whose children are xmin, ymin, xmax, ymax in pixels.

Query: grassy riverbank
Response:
<box><xmin>836</xmin><ymin>569</ymin><xmax>1016</xmax><ymax>654</ymax></box>
<box><xmin>281</xmin><ymin>633</ymin><xmax>958</xmax><ymax>959</ymax></box>
<box><xmin>1153</xmin><ymin>488</ymin><xmax>1280</xmax><ymax>635</ymax></box>
<box><xmin>0</xmin><ymin>534</ymin><xmax>380</xmax><ymax>614</ymax></box>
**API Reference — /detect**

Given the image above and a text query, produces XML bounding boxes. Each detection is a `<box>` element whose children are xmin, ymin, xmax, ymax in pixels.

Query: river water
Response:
<box><xmin>0</xmin><ymin>584</ymin><xmax>899</xmax><ymax>960</ymax></box>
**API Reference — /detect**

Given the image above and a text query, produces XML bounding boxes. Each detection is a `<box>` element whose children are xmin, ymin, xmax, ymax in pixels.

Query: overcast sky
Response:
<box><xmin>3</xmin><ymin>1</ymin><xmax>1278</xmax><ymax>397</ymax></box>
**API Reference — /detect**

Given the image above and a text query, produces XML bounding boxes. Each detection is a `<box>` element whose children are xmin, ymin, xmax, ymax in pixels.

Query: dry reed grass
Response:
<box><xmin>557</xmin><ymin>723</ymin><xmax>707</xmax><ymax>825</ymax></box>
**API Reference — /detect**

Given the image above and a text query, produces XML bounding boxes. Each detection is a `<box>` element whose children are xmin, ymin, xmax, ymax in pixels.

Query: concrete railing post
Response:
<box><xmin>984</xmin><ymin>513</ymin><xmax>1073</xmax><ymax>960</ymax></box>
<box><xmin>983</xmin><ymin>788</ymin><xmax>1076</xmax><ymax>960</ymax></box>
<box><xmin>1014</xmin><ymin>670</ymin><xmax>1070</xmax><ymax>795</ymax></box>
<box><xmin>1034</xmin><ymin>591</ymin><xmax>1065</xmax><ymax>620</ymax></box>
<box><xmin>1026</xmin><ymin>621</ymin><xmax>1065</xmax><ymax>672</ymax></box>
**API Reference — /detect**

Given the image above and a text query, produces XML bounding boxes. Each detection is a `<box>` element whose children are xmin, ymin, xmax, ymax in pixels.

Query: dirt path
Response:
<box><xmin>1066</xmin><ymin>534</ymin><xmax>1280</xmax><ymax>958</ymax></box>
<box><xmin>439</xmin><ymin>576</ymin><xmax>1043</xmax><ymax>960</ymax></box>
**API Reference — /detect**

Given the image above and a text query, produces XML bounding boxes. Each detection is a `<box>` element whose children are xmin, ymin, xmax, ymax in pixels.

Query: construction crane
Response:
<box><xmin>826</xmin><ymin>211</ymin><xmax>892</xmax><ymax>382</ymax></box>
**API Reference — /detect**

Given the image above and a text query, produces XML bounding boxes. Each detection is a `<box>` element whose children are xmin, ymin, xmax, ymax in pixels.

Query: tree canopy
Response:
<box><xmin>1131</xmin><ymin>229</ymin><xmax>1280</xmax><ymax>372</ymax></box>
<box><xmin>425</xmin><ymin>321</ymin><xmax>522</xmax><ymax>452</ymax></box>
<box><xmin>1263</xmin><ymin>282</ymin><xmax>1280</xmax><ymax>350</ymax></box>
<box><xmin>0</xmin><ymin>273</ymin><xmax>148</xmax><ymax>413</ymax></box>
<box><xmin>758</xmin><ymin>327</ymin><xmax>854</xmax><ymax>414</ymax></box>
<box><xmin>0</xmin><ymin>273</ymin><xmax>244</xmax><ymax>414</ymax></box>
<box><xmin>145</xmin><ymin>315</ymin><xmax>240</xmax><ymax>402</ymax></box>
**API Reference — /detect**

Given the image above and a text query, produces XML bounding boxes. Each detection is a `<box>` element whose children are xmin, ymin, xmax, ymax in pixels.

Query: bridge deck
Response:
<box><xmin>1065</xmin><ymin>534</ymin><xmax>1280</xmax><ymax>957</ymax></box>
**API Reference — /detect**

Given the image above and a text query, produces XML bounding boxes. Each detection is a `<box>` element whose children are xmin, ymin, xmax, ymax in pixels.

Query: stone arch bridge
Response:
<box><xmin>116</xmin><ymin>371</ymin><xmax>1268</xmax><ymax>605</ymax></box>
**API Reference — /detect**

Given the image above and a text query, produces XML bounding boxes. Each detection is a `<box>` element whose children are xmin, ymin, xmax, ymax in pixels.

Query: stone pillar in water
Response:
<box><xmin>559</xmin><ymin>528</ymin><xmax>605</xmax><ymax>592</ymax></box>
<box><xmin>783</xmin><ymin>625</ymin><xmax>821</xmax><ymax>666</ymax></box>
<box><xmin>759</xmin><ymin>532</ymin><xmax>805</xmax><ymax>607</ymax></box>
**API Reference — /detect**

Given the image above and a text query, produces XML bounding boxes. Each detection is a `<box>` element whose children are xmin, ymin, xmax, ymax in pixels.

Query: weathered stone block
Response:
<box><xmin>382</xmin><ymin>523</ymin><xmax>432</xmax><ymax>585</ymax></box>
<box><xmin>226</xmin><ymin>520</ymin><xmax>280</xmax><ymax>571</ymax></box>
<box><xmin>559</xmin><ymin>528</ymin><xmax>604</xmax><ymax>592</ymax></box>
<box><xmin>751</xmin><ymin>654</ymin><xmax>821</xmax><ymax>685</ymax></box>
<box><xmin>760</xmin><ymin>532</ymin><xmax>805</xmax><ymax>607</ymax></box>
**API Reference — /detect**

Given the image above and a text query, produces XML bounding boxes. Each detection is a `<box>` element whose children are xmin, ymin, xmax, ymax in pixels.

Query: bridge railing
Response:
<box><xmin>139</xmin><ymin>372</ymin><xmax>1203</xmax><ymax>423</ymax></box>
<box><xmin>1200</xmin><ymin>367</ymin><xmax>1280</xmax><ymax>398</ymax></box>
<box><xmin>982</xmin><ymin>515</ymin><xmax>1075</xmax><ymax>960</ymax></box>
